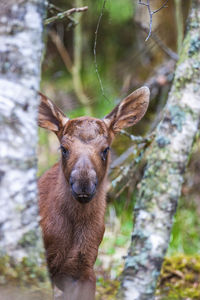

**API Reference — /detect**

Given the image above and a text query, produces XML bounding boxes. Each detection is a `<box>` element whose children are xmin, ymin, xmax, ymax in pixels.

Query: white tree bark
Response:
<box><xmin>0</xmin><ymin>0</ymin><xmax>46</xmax><ymax>276</ymax></box>
<box><xmin>118</xmin><ymin>1</ymin><xmax>200</xmax><ymax>299</ymax></box>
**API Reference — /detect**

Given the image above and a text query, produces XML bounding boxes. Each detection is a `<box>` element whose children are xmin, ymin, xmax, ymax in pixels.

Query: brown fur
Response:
<box><xmin>38</xmin><ymin>87</ymin><xmax>149</xmax><ymax>299</ymax></box>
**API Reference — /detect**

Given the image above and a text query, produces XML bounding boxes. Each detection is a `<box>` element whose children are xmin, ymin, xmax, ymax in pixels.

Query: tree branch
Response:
<box><xmin>136</xmin><ymin>21</ymin><xmax>179</xmax><ymax>61</ymax></box>
<box><xmin>93</xmin><ymin>0</ymin><xmax>110</xmax><ymax>102</ymax></box>
<box><xmin>44</xmin><ymin>6</ymin><xmax>88</xmax><ymax>25</ymax></box>
<box><xmin>138</xmin><ymin>0</ymin><xmax>169</xmax><ymax>41</ymax></box>
<box><xmin>152</xmin><ymin>0</ymin><xmax>169</xmax><ymax>14</ymax></box>
<box><xmin>120</xmin><ymin>130</ymin><xmax>155</xmax><ymax>144</ymax></box>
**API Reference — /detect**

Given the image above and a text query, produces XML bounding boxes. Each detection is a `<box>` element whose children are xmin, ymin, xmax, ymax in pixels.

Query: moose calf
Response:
<box><xmin>38</xmin><ymin>87</ymin><xmax>150</xmax><ymax>300</ymax></box>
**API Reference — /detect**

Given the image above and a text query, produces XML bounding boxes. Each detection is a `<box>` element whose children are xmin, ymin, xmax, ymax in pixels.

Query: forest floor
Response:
<box><xmin>1</xmin><ymin>252</ymin><xmax>200</xmax><ymax>300</ymax></box>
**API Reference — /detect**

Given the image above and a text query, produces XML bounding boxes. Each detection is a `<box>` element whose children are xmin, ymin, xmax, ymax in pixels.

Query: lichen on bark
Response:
<box><xmin>0</xmin><ymin>0</ymin><xmax>48</xmax><ymax>285</ymax></box>
<box><xmin>118</xmin><ymin>1</ymin><xmax>200</xmax><ymax>299</ymax></box>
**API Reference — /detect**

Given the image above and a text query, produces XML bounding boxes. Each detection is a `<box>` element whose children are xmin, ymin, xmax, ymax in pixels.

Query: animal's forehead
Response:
<box><xmin>63</xmin><ymin>117</ymin><xmax>109</xmax><ymax>142</ymax></box>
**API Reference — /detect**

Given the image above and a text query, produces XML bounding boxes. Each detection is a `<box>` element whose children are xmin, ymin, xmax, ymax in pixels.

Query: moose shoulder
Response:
<box><xmin>38</xmin><ymin>87</ymin><xmax>150</xmax><ymax>300</ymax></box>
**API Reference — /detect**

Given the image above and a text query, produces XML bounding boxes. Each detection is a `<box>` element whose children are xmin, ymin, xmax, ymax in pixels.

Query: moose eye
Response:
<box><xmin>101</xmin><ymin>147</ymin><xmax>110</xmax><ymax>161</ymax></box>
<box><xmin>61</xmin><ymin>146</ymin><xmax>69</xmax><ymax>157</ymax></box>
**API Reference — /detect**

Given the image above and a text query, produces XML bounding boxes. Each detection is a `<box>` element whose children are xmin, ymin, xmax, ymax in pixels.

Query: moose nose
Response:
<box><xmin>69</xmin><ymin>176</ymin><xmax>97</xmax><ymax>204</ymax></box>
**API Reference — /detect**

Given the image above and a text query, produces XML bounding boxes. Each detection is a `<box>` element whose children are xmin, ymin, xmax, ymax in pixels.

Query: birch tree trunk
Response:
<box><xmin>0</xmin><ymin>0</ymin><xmax>48</xmax><ymax>283</ymax></box>
<box><xmin>118</xmin><ymin>1</ymin><xmax>200</xmax><ymax>299</ymax></box>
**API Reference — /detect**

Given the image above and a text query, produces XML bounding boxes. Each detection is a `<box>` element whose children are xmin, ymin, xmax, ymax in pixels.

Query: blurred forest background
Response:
<box><xmin>36</xmin><ymin>0</ymin><xmax>200</xmax><ymax>299</ymax></box>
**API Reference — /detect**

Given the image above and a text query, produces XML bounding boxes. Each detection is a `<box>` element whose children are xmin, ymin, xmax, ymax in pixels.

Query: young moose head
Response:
<box><xmin>38</xmin><ymin>87</ymin><xmax>150</xmax><ymax>204</ymax></box>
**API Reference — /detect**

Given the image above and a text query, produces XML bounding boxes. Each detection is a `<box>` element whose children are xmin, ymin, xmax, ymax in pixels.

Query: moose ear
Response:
<box><xmin>103</xmin><ymin>86</ymin><xmax>150</xmax><ymax>133</ymax></box>
<box><xmin>38</xmin><ymin>92</ymin><xmax>69</xmax><ymax>133</ymax></box>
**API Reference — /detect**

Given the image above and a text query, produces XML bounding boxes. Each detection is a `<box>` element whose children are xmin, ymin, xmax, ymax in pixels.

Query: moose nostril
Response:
<box><xmin>94</xmin><ymin>178</ymin><xmax>98</xmax><ymax>187</ymax></box>
<box><xmin>70</xmin><ymin>182</ymin><xmax>79</xmax><ymax>195</ymax></box>
<box><xmin>90</xmin><ymin>182</ymin><xmax>97</xmax><ymax>195</ymax></box>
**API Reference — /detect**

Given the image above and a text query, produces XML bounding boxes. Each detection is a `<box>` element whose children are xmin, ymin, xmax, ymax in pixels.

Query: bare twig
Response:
<box><xmin>44</xmin><ymin>6</ymin><xmax>88</xmax><ymax>25</ymax></box>
<box><xmin>115</xmin><ymin>180</ymin><xmax>132</xmax><ymax>199</ymax></box>
<box><xmin>138</xmin><ymin>0</ymin><xmax>169</xmax><ymax>41</ymax></box>
<box><xmin>153</xmin><ymin>0</ymin><xmax>169</xmax><ymax>14</ymax></box>
<box><xmin>93</xmin><ymin>0</ymin><xmax>110</xmax><ymax>101</ymax></box>
<box><xmin>136</xmin><ymin>21</ymin><xmax>179</xmax><ymax>61</ymax></box>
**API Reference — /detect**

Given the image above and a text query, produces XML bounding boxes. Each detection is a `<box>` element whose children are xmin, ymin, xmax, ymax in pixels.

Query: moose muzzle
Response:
<box><xmin>69</xmin><ymin>158</ymin><xmax>98</xmax><ymax>204</ymax></box>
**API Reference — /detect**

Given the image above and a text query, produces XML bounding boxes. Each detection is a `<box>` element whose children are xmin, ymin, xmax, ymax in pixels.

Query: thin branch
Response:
<box><xmin>138</xmin><ymin>0</ymin><xmax>169</xmax><ymax>41</ymax></box>
<box><xmin>49</xmin><ymin>30</ymin><xmax>73</xmax><ymax>73</ymax></box>
<box><xmin>93</xmin><ymin>0</ymin><xmax>110</xmax><ymax>102</ymax></box>
<box><xmin>44</xmin><ymin>6</ymin><xmax>88</xmax><ymax>25</ymax></box>
<box><xmin>139</xmin><ymin>2</ymin><xmax>148</xmax><ymax>6</ymax></box>
<box><xmin>152</xmin><ymin>0</ymin><xmax>169</xmax><ymax>14</ymax></box>
<box><xmin>48</xmin><ymin>3</ymin><xmax>62</xmax><ymax>13</ymax></box>
<box><xmin>120</xmin><ymin>130</ymin><xmax>155</xmax><ymax>144</ymax></box>
<box><xmin>146</xmin><ymin>0</ymin><xmax>153</xmax><ymax>41</ymax></box>
<box><xmin>115</xmin><ymin>180</ymin><xmax>132</xmax><ymax>199</ymax></box>
<box><xmin>136</xmin><ymin>21</ymin><xmax>179</xmax><ymax>61</ymax></box>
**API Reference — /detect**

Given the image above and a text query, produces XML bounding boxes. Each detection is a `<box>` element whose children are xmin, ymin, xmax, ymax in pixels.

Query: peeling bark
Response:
<box><xmin>0</xmin><ymin>0</ymin><xmax>47</xmax><ymax>279</ymax></box>
<box><xmin>118</xmin><ymin>1</ymin><xmax>200</xmax><ymax>299</ymax></box>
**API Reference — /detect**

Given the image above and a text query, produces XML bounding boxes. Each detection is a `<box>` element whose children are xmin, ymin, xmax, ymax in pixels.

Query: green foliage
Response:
<box><xmin>89</xmin><ymin>0</ymin><xmax>134</xmax><ymax>24</ymax></box>
<box><xmin>81</xmin><ymin>58</ymin><xmax>118</xmax><ymax>117</ymax></box>
<box><xmin>168</xmin><ymin>197</ymin><xmax>200</xmax><ymax>255</ymax></box>
<box><xmin>0</xmin><ymin>254</ymin><xmax>49</xmax><ymax>287</ymax></box>
<box><xmin>98</xmin><ymin>202</ymin><xmax>133</xmax><ymax>258</ymax></box>
<box><xmin>105</xmin><ymin>0</ymin><xmax>133</xmax><ymax>23</ymax></box>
